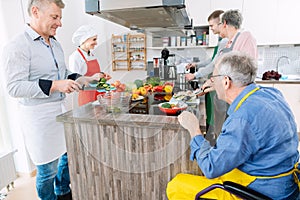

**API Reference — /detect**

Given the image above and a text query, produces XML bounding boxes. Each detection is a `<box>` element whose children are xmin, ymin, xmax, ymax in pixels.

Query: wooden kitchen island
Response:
<box><xmin>57</xmin><ymin>103</ymin><xmax>202</xmax><ymax>200</ymax></box>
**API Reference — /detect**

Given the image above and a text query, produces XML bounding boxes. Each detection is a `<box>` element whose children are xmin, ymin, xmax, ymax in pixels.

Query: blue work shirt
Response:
<box><xmin>190</xmin><ymin>83</ymin><xmax>299</xmax><ymax>199</ymax></box>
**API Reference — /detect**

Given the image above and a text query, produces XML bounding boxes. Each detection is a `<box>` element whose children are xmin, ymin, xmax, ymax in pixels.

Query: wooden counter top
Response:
<box><xmin>57</xmin><ymin>103</ymin><xmax>182</xmax><ymax>129</ymax></box>
<box><xmin>57</xmin><ymin>103</ymin><xmax>202</xmax><ymax>200</ymax></box>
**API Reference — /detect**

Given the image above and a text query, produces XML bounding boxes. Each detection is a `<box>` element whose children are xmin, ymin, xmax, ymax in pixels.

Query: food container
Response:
<box><xmin>158</xmin><ymin>102</ymin><xmax>188</xmax><ymax>115</ymax></box>
<box><xmin>97</xmin><ymin>92</ymin><xmax>131</xmax><ymax>113</ymax></box>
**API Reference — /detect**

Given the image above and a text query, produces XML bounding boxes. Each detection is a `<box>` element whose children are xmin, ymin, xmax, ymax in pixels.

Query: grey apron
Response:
<box><xmin>205</xmin><ymin>32</ymin><xmax>241</xmax><ymax>146</ymax></box>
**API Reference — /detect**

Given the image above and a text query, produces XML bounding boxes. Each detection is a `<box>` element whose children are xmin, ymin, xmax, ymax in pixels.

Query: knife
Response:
<box><xmin>193</xmin><ymin>86</ymin><xmax>211</xmax><ymax>96</ymax></box>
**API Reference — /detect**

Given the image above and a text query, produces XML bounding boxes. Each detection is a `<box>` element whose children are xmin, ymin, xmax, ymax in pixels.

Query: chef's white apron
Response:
<box><xmin>19</xmin><ymin>100</ymin><xmax>67</xmax><ymax>165</ymax></box>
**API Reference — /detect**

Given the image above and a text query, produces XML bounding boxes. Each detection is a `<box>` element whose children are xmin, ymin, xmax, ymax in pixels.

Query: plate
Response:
<box><xmin>97</xmin><ymin>87</ymin><xmax>116</xmax><ymax>93</ymax></box>
<box><xmin>89</xmin><ymin>83</ymin><xmax>98</xmax><ymax>88</ymax></box>
<box><xmin>172</xmin><ymin>91</ymin><xmax>196</xmax><ymax>102</ymax></box>
<box><xmin>131</xmin><ymin>95</ymin><xmax>144</xmax><ymax>101</ymax></box>
<box><xmin>89</xmin><ymin>82</ymin><xmax>113</xmax><ymax>88</ymax></box>
<box><xmin>158</xmin><ymin>102</ymin><xmax>188</xmax><ymax>115</ymax></box>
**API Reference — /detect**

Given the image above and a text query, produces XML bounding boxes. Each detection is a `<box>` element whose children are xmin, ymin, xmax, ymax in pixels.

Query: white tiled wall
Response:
<box><xmin>257</xmin><ymin>45</ymin><xmax>300</xmax><ymax>77</ymax></box>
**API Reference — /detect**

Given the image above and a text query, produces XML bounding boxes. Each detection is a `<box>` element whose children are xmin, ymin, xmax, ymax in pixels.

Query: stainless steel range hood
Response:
<box><xmin>85</xmin><ymin>0</ymin><xmax>192</xmax><ymax>37</ymax></box>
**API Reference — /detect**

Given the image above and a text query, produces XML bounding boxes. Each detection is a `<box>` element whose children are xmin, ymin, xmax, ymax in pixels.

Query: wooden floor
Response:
<box><xmin>0</xmin><ymin>175</ymin><xmax>38</xmax><ymax>200</ymax></box>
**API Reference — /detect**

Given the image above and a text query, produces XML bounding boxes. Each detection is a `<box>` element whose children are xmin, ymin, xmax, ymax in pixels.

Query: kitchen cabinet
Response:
<box><xmin>186</xmin><ymin>0</ymin><xmax>212</xmax><ymax>26</ymax></box>
<box><xmin>257</xmin><ymin>82</ymin><xmax>274</xmax><ymax>88</ymax></box>
<box><xmin>57</xmin><ymin>103</ymin><xmax>202</xmax><ymax>200</ymax></box>
<box><xmin>275</xmin><ymin>0</ymin><xmax>300</xmax><ymax>44</ymax></box>
<box><xmin>211</xmin><ymin>0</ymin><xmax>243</xmax><ymax>12</ymax></box>
<box><xmin>242</xmin><ymin>0</ymin><xmax>278</xmax><ymax>45</ymax></box>
<box><xmin>242</xmin><ymin>0</ymin><xmax>300</xmax><ymax>45</ymax></box>
<box><xmin>256</xmin><ymin>81</ymin><xmax>300</xmax><ymax>132</ymax></box>
<box><xmin>111</xmin><ymin>33</ymin><xmax>147</xmax><ymax>71</ymax></box>
<box><xmin>273</xmin><ymin>84</ymin><xmax>300</xmax><ymax>132</ymax></box>
<box><xmin>186</xmin><ymin>0</ymin><xmax>300</xmax><ymax>45</ymax></box>
<box><xmin>186</xmin><ymin>0</ymin><xmax>243</xmax><ymax>26</ymax></box>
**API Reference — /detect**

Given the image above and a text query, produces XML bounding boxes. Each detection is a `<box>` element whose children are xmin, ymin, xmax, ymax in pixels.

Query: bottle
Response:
<box><xmin>206</xmin><ymin>34</ymin><xmax>209</xmax><ymax>46</ymax></box>
<box><xmin>202</xmin><ymin>32</ymin><xmax>207</xmax><ymax>45</ymax></box>
<box><xmin>197</xmin><ymin>35</ymin><xmax>203</xmax><ymax>46</ymax></box>
<box><xmin>181</xmin><ymin>37</ymin><xmax>187</xmax><ymax>46</ymax></box>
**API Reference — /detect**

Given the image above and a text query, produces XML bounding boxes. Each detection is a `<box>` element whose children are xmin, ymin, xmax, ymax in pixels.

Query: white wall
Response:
<box><xmin>0</xmin><ymin>0</ymin><xmax>35</xmax><ymax>174</ymax></box>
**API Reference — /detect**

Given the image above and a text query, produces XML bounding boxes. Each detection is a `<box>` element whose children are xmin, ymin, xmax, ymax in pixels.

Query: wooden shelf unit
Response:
<box><xmin>111</xmin><ymin>33</ymin><xmax>147</xmax><ymax>71</ymax></box>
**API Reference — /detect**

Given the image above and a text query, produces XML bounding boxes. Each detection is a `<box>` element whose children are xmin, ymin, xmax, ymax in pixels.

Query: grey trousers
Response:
<box><xmin>205</xmin><ymin>95</ymin><xmax>229</xmax><ymax>146</ymax></box>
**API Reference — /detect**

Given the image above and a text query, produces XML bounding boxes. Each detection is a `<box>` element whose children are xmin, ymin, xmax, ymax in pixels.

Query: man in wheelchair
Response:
<box><xmin>167</xmin><ymin>52</ymin><xmax>300</xmax><ymax>200</ymax></box>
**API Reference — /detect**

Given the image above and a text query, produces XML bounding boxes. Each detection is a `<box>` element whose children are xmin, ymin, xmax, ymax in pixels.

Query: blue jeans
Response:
<box><xmin>36</xmin><ymin>153</ymin><xmax>71</xmax><ymax>200</ymax></box>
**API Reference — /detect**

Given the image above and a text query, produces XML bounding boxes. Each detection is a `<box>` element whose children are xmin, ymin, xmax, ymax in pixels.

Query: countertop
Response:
<box><xmin>57</xmin><ymin>102</ymin><xmax>183</xmax><ymax>129</ymax></box>
<box><xmin>255</xmin><ymin>79</ymin><xmax>300</xmax><ymax>84</ymax></box>
<box><xmin>57</xmin><ymin>100</ymin><xmax>206</xmax><ymax>131</ymax></box>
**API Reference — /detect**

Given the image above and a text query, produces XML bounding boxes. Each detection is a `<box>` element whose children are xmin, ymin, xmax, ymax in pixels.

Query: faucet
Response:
<box><xmin>276</xmin><ymin>56</ymin><xmax>290</xmax><ymax>73</ymax></box>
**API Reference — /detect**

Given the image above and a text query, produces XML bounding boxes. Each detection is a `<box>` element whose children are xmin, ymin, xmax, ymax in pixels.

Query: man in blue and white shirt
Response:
<box><xmin>1</xmin><ymin>0</ymin><xmax>101</xmax><ymax>199</ymax></box>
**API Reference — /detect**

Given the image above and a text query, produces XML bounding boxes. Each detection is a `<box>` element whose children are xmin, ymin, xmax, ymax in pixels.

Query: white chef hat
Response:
<box><xmin>72</xmin><ymin>25</ymin><xmax>98</xmax><ymax>46</ymax></box>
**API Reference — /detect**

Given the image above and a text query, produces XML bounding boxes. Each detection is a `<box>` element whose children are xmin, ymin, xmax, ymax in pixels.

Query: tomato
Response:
<box><xmin>153</xmin><ymin>85</ymin><xmax>164</xmax><ymax>92</ymax></box>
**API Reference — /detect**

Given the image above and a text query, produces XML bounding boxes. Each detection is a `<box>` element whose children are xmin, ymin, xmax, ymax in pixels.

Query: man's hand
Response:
<box><xmin>103</xmin><ymin>73</ymin><xmax>112</xmax><ymax>80</ymax></box>
<box><xmin>75</xmin><ymin>76</ymin><xmax>91</xmax><ymax>88</ymax></box>
<box><xmin>51</xmin><ymin>79</ymin><xmax>82</xmax><ymax>94</ymax></box>
<box><xmin>185</xmin><ymin>73</ymin><xmax>196</xmax><ymax>81</ymax></box>
<box><xmin>185</xmin><ymin>63</ymin><xmax>196</xmax><ymax>69</ymax></box>
<box><xmin>178</xmin><ymin>111</ymin><xmax>202</xmax><ymax>138</ymax></box>
<box><xmin>201</xmin><ymin>79</ymin><xmax>214</xmax><ymax>93</ymax></box>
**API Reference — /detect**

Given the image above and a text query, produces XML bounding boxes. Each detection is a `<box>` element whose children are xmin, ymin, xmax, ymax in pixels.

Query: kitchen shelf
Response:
<box><xmin>113</xmin><ymin>42</ymin><xmax>126</xmax><ymax>44</ymax></box>
<box><xmin>114</xmin><ymin>59</ymin><xmax>128</xmax><ymax>62</ymax></box>
<box><xmin>131</xmin><ymin>60</ymin><xmax>145</xmax><ymax>62</ymax></box>
<box><xmin>149</xmin><ymin>25</ymin><xmax>218</xmax><ymax>49</ymax></box>
<box><xmin>111</xmin><ymin>33</ymin><xmax>147</xmax><ymax>71</ymax></box>
<box><xmin>147</xmin><ymin>46</ymin><xmax>212</xmax><ymax>50</ymax></box>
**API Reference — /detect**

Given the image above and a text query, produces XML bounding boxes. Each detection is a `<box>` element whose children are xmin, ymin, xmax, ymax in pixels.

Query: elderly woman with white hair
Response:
<box><xmin>69</xmin><ymin>25</ymin><xmax>111</xmax><ymax>106</ymax></box>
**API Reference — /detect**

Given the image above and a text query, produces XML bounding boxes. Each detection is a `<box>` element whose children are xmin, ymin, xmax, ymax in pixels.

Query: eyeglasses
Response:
<box><xmin>210</xmin><ymin>74</ymin><xmax>231</xmax><ymax>83</ymax></box>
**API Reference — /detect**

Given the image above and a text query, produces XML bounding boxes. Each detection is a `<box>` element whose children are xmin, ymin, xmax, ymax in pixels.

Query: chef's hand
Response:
<box><xmin>103</xmin><ymin>72</ymin><xmax>112</xmax><ymax>80</ymax></box>
<box><xmin>178</xmin><ymin>111</ymin><xmax>202</xmax><ymax>138</ymax></box>
<box><xmin>90</xmin><ymin>73</ymin><xmax>103</xmax><ymax>81</ymax></box>
<box><xmin>51</xmin><ymin>79</ymin><xmax>82</xmax><ymax>94</ymax></box>
<box><xmin>185</xmin><ymin>73</ymin><xmax>196</xmax><ymax>81</ymax></box>
<box><xmin>97</xmin><ymin>72</ymin><xmax>112</xmax><ymax>80</ymax></box>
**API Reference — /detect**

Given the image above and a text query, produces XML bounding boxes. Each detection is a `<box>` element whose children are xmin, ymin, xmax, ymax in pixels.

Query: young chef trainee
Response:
<box><xmin>69</xmin><ymin>25</ymin><xmax>111</xmax><ymax>106</ymax></box>
<box><xmin>1</xmin><ymin>0</ymin><xmax>102</xmax><ymax>199</ymax></box>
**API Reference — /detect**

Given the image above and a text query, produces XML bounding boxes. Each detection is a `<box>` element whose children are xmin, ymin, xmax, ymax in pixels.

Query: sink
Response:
<box><xmin>280</xmin><ymin>75</ymin><xmax>300</xmax><ymax>80</ymax></box>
